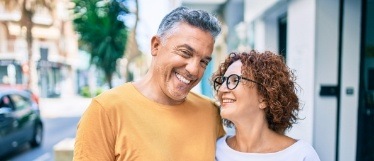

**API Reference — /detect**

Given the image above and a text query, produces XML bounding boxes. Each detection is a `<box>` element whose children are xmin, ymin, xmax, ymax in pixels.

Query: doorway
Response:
<box><xmin>278</xmin><ymin>13</ymin><xmax>287</xmax><ymax>60</ymax></box>
<box><xmin>357</xmin><ymin>0</ymin><xmax>374</xmax><ymax>160</ymax></box>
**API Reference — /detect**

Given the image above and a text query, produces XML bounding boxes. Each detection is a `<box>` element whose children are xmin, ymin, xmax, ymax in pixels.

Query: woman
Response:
<box><xmin>212</xmin><ymin>50</ymin><xmax>320</xmax><ymax>161</ymax></box>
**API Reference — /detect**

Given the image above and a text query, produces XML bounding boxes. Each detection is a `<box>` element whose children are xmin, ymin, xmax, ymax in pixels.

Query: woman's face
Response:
<box><xmin>217</xmin><ymin>60</ymin><xmax>265</xmax><ymax>125</ymax></box>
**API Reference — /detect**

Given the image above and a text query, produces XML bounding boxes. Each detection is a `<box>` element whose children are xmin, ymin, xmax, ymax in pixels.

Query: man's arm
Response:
<box><xmin>74</xmin><ymin>99</ymin><xmax>116</xmax><ymax>161</ymax></box>
<box><xmin>213</xmin><ymin>101</ymin><xmax>226</xmax><ymax>138</ymax></box>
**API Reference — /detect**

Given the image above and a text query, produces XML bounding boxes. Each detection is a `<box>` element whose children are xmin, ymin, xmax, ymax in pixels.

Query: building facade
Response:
<box><xmin>0</xmin><ymin>0</ymin><xmax>78</xmax><ymax>97</ymax></box>
<box><xmin>238</xmin><ymin>0</ymin><xmax>373</xmax><ymax>161</ymax></box>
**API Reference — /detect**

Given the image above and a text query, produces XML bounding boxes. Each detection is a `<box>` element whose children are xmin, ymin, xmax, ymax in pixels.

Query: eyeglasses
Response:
<box><xmin>213</xmin><ymin>74</ymin><xmax>262</xmax><ymax>91</ymax></box>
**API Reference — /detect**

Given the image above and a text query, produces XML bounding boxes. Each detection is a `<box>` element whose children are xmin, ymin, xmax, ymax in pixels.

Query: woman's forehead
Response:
<box><xmin>226</xmin><ymin>61</ymin><xmax>242</xmax><ymax>73</ymax></box>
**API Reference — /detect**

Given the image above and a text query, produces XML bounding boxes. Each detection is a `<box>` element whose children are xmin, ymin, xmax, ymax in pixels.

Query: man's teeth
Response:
<box><xmin>176</xmin><ymin>73</ymin><xmax>191</xmax><ymax>84</ymax></box>
<box><xmin>222</xmin><ymin>99</ymin><xmax>235</xmax><ymax>103</ymax></box>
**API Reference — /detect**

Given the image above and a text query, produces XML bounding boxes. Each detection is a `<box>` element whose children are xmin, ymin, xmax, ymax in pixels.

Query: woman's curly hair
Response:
<box><xmin>211</xmin><ymin>50</ymin><xmax>300</xmax><ymax>134</ymax></box>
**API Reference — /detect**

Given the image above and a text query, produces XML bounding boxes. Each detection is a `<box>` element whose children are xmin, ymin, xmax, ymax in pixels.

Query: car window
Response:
<box><xmin>9</xmin><ymin>94</ymin><xmax>31</xmax><ymax>111</ymax></box>
<box><xmin>0</xmin><ymin>95</ymin><xmax>13</xmax><ymax>109</ymax></box>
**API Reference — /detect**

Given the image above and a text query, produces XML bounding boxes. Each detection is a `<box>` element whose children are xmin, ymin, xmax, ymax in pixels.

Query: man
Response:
<box><xmin>74</xmin><ymin>6</ymin><xmax>224</xmax><ymax>161</ymax></box>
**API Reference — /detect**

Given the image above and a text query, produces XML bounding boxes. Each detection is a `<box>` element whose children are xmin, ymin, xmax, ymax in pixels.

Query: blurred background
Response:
<box><xmin>0</xmin><ymin>0</ymin><xmax>373</xmax><ymax>161</ymax></box>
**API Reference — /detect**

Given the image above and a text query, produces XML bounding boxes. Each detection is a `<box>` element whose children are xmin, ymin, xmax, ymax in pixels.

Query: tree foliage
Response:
<box><xmin>72</xmin><ymin>0</ymin><xmax>129</xmax><ymax>88</ymax></box>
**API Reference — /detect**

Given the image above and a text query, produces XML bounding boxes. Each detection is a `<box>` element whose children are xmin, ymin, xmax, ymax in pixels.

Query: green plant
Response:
<box><xmin>72</xmin><ymin>0</ymin><xmax>129</xmax><ymax>88</ymax></box>
<box><xmin>80</xmin><ymin>86</ymin><xmax>91</xmax><ymax>98</ymax></box>
<box><xmin>94</xmin><ymin>87</ymin><xmax>104</xmax><ymax>96</ymax></box>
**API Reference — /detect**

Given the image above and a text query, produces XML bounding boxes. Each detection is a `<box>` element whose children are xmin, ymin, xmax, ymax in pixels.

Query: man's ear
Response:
<box><xmin>151</xmin><ymin>36</ymin><xmax>161</xmax><ymax>56</ymax></box>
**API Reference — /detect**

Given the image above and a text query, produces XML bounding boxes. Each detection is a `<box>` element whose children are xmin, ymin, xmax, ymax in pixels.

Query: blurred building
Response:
<box><xmin>0</xmin><ymin>0</ymin><xmax>78</xmax><ymax>98</ymax></box>
<box><xmin>233</xmin><ymin>0</ymin><xmax>373</xmax><ymax>161</ymax></box>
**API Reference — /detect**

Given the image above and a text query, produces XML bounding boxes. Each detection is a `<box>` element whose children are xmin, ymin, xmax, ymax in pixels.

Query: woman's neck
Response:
<box><xmin>228</xmin><ymin>122</ymin><xmax>272</xmax><ymax>153</ymax></box>
<box><xmin>227</xmin><ymin>120</ymin><xmax>294</xmax><ymax>153</ymax></box>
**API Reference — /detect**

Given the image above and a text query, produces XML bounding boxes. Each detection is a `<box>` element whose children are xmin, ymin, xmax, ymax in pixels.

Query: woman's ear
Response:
<box><xmin>259</xmin><ymin>99</ymin><xmax>267</xmax><ymax>109</ymax></box>
<box><xmin>151</xmin><ymin>36</ymin><xmax>161</xmax><ymax>56</ymax></box>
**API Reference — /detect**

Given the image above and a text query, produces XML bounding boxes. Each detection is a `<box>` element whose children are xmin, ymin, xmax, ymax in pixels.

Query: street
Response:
<box><xmin>1</xmin><ymin>95</ymin><xmax>91</xmax><ymax>161</ymax></box>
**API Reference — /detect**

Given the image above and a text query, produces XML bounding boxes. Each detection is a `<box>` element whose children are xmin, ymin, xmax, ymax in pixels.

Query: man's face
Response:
<box><xmin>151</xmin><ymin>23</ymin><xmax>215</xmax><ymax>104</ymax></box>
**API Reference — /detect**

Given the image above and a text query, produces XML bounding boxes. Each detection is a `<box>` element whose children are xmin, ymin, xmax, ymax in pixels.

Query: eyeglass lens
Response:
<box><xmin>214</xmin><ymin>74</ymin><xmax>241</xmax><ymax>90</ymax></box>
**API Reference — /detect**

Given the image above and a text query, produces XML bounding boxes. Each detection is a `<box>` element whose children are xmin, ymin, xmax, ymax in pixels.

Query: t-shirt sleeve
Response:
<box><xmin>305</xmin><ymin>150</ymin><xmax>321</xmax><ymax>161</ymax></box>
<box><xmin>74</xmin><ymin>99</ymin><xmax>116</xmax><ymax>161</ymax></box>
<box><xmin>303</xmin><ymin>143</ymin><xmax>321</xmax><ymax>161</ymax></box>
<box><xmin>213</xmin><ymin>102</ymin><xmax>225</xmax><ymax>138</ymax></box>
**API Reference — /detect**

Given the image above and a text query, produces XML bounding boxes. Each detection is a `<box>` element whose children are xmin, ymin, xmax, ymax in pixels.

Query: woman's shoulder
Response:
<box><xmin>287</xmin><ymin>140</ymin><xmax>321</xmax><ymax>161</ymax></box>
<box><xmin>215</xmin><ymin>136</ymin><xmax>320</xmax><ymax>161</ymax></box>
<box><xmin>292</xmin><ymin>140</ymin><xmax>316</xmax><ymax>151</ymax></box>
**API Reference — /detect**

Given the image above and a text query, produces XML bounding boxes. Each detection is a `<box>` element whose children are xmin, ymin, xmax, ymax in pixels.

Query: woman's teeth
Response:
<box><xmin>222</xmin><ymin>99</ymin><xmax>235</xmax><ymax>103</ymax></box>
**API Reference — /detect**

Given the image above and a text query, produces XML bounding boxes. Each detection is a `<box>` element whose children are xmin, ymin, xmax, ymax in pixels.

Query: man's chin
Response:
<box><xmin>168</xmin><ymin>91</ymin><xmax>188</xmax><ymax>103</ymax></box>
<box><xmin>171</xmin><ymin>93</ymin><xmax>188</xmax><ymax>102</ymax></box>
<box><xmin>166</xmin><ymin>84</ymin><xmax>192</xmax><ymax>102</ymax></box>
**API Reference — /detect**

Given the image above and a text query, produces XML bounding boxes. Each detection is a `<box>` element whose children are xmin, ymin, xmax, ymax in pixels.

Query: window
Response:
<box><xmin>9</xmin><ymin>94</ymin><xmax>31</xmax><ymax>111</ymax></box>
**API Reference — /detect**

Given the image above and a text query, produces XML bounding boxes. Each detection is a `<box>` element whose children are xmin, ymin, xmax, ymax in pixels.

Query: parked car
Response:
<box><xmin>0</xmin><ymin>84</ymin><xmax>40</xmax><ymax>105</ymax></box>
<box><xmin>0</xmin><ymin>88</ymin><xmax>43</xmax><ymax>157</ymax></box>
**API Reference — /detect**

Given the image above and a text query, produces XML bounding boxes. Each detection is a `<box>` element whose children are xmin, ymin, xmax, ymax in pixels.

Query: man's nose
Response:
<box><xmin>185</xmin><ymin>59</ymin><xmax>201</xmax><ymax>78</ymax></box>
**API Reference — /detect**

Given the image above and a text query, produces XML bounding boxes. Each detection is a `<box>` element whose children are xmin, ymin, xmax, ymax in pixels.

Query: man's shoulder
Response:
<box><xmin>95</xmin><ymin>83</ymin><xmax>134</xmax><ymax>103</ymax></box>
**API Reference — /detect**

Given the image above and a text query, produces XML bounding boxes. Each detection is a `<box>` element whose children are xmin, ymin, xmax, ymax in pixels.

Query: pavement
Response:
<box><xmin>39</xmin><ymin>95</ymin><xmax>92</xmax><ymax>118</ymax></box>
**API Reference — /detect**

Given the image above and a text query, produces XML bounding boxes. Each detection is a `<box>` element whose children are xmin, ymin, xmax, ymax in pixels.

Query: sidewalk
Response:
<box><xmin>39</xmin><ymin>94</ymin><xmax>92</xmax><ymax>118</ymax></box>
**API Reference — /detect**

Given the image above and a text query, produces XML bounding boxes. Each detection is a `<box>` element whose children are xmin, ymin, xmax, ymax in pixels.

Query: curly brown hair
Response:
<box><xmin>211</xmin><ymin>50</ymin><xmax>300</xmax><ymax>134</ymax></box>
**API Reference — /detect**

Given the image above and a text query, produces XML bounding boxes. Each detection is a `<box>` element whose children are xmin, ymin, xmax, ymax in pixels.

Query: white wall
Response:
<box><xmin>251</xmin><ymin>1</ymin><xmax>287</xmax><ymax>53</ymax></box>
<box><xmin>263</xmin><ymin>16</ymin><xmax>278</xmax><ymax>52</ymax></box>
<box><xmin>253</xmin><ymin>15</ymin><xmax>279</xmax><ymax>52</ymax></box>
<box><xmin>254</xmin><ymin>19</ymin><xmax>266</xmax><ymax>51</ymax></box>
<box><xmin>286</xmin><ymin>0</ymin><xmax>315</xmax><ymax>144</ymax></box>
<box><xmin>339</xmin><ymin>0</ymin><xmax>362</xmax><ymax>160</ymax></box>
<box><xmin>313</xmin><ymin>0</ymin><xmax>340</xmax><ymax>160</ymax></box>
<box><xmin>244</xmin><ymin>0</ymin><xmax>280</xmax><ymax>22</ymax></box>
<box><xmin>262</xmin><ymin>1</ymin><xmax>288</xmax><ymax>53</ymax></box>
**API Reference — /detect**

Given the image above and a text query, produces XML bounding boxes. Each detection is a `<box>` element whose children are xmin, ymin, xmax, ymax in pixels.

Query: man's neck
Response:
<box><xmin>132</xmin><ymin>73</ymin><xmax>184</xmax><ymax>106</ymax></box>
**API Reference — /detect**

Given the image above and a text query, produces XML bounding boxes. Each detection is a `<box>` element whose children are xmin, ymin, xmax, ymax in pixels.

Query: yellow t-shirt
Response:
<box><xmin>74</xmin><ymin>83</ymin><xmax>224</xmax><ymax>161</ymax></box>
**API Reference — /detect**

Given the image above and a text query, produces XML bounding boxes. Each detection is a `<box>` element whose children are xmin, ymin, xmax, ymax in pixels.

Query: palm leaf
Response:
<box><xmin>72</xmin><ymin>0</ymin><xmax>129</xmax><ymax>88</ymax></box>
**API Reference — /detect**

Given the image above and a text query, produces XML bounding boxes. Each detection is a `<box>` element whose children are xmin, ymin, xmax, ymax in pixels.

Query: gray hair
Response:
<box><xmin>157</xmin><ymin>6</ymin><xmax>221</xmax><ymax>41</ymax></box>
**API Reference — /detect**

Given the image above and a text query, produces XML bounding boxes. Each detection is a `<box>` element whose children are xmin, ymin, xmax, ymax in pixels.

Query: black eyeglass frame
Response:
<box><xmin>213</xmin><ymin>74</ymin><xmax>262</xmax><ymax>91</ymax></box>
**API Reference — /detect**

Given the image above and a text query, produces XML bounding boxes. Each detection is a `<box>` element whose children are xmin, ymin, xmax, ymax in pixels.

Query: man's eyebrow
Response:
<box><xmin>176</xmin><ymin>44</ymin><xmax>212</xmax><ymax>61</ymax></box>
<box><xmin>176</xmin><ymin>44</ymin><xmax>195</xmax><ymax>53</ymax></box>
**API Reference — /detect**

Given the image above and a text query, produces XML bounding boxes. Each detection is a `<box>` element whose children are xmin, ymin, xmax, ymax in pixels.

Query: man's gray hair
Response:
<box><xmin>157</xmin><ymin>6</ymin><xmax>221</xmax><ymax>40</ymax></box>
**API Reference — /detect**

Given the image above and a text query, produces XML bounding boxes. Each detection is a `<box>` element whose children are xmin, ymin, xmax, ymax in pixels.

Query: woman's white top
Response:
<box><xmin>216</xmin><ymin>135</ymin><xmax>321</xmax><ymax>161</ymax></box>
